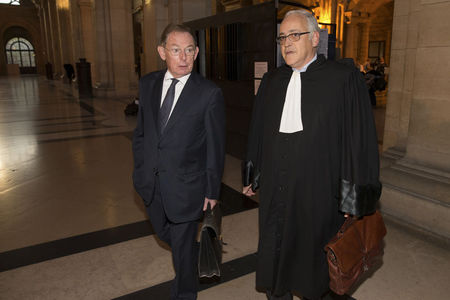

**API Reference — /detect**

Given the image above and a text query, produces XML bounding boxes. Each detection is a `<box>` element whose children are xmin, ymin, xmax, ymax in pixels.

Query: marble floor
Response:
<box><xmin>0</xmin><ymin>75</ymin><xmax>448</xmax><ymax>300</ymax></box>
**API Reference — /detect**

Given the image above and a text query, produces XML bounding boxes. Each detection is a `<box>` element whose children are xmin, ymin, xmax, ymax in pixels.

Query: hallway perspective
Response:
<box><xmin>0</xmin><ymin>76</ymin><xmax>449</xmax><ymax>299</ymax></box>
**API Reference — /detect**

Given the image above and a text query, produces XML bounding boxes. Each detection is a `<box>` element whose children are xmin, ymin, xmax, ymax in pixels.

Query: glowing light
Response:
<box><xmin>320</xmin><ymin>15</ymin><xmax>331</xmax><ymax>24</ymax></box>
<box><xmin>57</xmin><ymin>0</ymin><xmax>69</xmax><ymax>10</ymax></box>
<box><xmin>316</xmin><ymin>0</ymin><xmax>332</xmax><ymax>33</ymax></box>
<box><xmin>318</xmin><ymin>3</ymin><xmax>331</xmax><ymax>25</ymax></box>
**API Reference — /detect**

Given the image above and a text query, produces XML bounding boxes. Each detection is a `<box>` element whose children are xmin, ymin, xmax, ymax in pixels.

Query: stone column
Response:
<box><xmin>357</xmin><ymin>21</ymin><xmax>370</xmax><ymax>65</ymax></box>
<box><xmin>56</xmin><ymin>1</ymin><xmax>75</xmax><ymax>67</ymax></box>
<box><xmin>38</xmin><ymin>3</ymin><xmax>50</xmax><ymax>65</ymax></box>
<box><xmin>343</xmin><ymin>20</ymin><xmax>358</xmax><ymax>61</ymax></box>
<box><xmin>94</xmin><ymin>0</ymin><xmax>138</xmax><ymax>97</ymax></box>
<box><xmin>404</xmin><ymin>1</ymin><xmax>450</xmax><ymax>170</ymax></box>
<box><xmin>381</xmin><ymin>0</ymin><xmax>450</xmax><ymax>240</ymax></box>
<box><xmin>54</xmin><ymin>1</ymin><xmax>65</xmax><ymax>78</ymax></box>
<box><xmin>94</xmin><ymin>0</ymin><xmax>114</xmax><ymax>94</ymax></box>
<box><xmin>52</xmin><ymin>0</ymin><xmax>64</xmax><ymax>77</ymax></box>
<box><xmin>142</xmin><ymin>0</ymin><xmax>168</xmax><ymax>73</ymax></box>
<box><xmin>39</xmin><ymin>1</ymin><xmax>54</xmax><ymax>77</ymax></box>
<box><xmin>111</xmin><ymin>0</ymin><xmax>138</xmax><ymax>95</ymax></box>
<box><xmin>78</xmin><ymin>0</ymin><xmax>96</xmax><ymax>83</ymax></box>
<box><xmin>44</xmin><ymin>0</ymin><xmax>61</xmax><ymax>77</ymax></box>
<box><xmin>383</xmin><ymin>0</ymin><xmax>417</xmax><ymax>152</ymax></box>
<box><xmin>69</xmin><ymin>0</ymin><xmax>83</xmax><ymax>66</ymax></box>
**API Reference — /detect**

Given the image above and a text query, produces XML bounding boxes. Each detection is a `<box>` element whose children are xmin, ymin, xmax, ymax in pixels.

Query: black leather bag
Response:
<box><xmin>198</xmin><ymin>203</ymin><xmax>223</xmax><ymax>278</ymax></box>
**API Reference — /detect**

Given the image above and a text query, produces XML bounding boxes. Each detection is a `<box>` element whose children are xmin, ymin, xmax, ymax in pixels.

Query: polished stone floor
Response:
<box><xmin>0</xmin><ymin>75</ymin><xmax>448</xmax><ymax>299</ymax></box>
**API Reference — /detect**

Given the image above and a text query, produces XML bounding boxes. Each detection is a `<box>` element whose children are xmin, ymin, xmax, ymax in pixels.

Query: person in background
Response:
<box><xmin>63</xmin><ymin>63</ymin><xmax>75</xmax><ymax>84</ymax></box>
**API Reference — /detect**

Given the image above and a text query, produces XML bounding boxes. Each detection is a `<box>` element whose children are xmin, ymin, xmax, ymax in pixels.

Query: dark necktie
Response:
<box><xmin>159</xmin><ymin>78</ymin><xmax>179</xmax><ymax>134</ymax></box>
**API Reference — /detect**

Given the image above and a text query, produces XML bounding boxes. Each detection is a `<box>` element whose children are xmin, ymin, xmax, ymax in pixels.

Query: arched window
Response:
<box><xmin>5</xmin><ymin>37</ymin><xmax>35</xmax><ymax>67</ymax></box>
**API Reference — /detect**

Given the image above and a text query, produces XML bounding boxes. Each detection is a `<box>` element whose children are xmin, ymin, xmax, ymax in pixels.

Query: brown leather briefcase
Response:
<box><xmin>324</xmin><ymin>210</ymin><xmax>387</xmax><ymax>295</ymax></box>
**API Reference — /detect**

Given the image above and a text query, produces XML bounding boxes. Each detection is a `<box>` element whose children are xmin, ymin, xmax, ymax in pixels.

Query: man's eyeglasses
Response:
<box><xmin>276</xmin><ymin>32</ymin><xmax>310</xmax><ymax>45</ymax></box>
<box><xmin>164</xmin><ymin>47</ymin><xmax>196</xmax><ymax>57</ymax></box>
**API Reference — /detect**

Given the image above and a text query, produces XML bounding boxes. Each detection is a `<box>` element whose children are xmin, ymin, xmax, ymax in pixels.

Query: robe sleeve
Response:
<box><xmin>242</xmin><ymin>73</ymin><xmax>268</xmax><ymax>191</ymax></box>
<box><xmin>339</xmin><ymin>68</ymin><xmax>382</xmax><ymax>217</ymax></box>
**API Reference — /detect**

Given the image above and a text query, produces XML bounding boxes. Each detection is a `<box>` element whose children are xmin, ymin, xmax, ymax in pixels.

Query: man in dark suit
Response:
<box><xmin>132</xmin><ymin>24</ymin><xmax>225</xmax><ymax>300</ymax></box>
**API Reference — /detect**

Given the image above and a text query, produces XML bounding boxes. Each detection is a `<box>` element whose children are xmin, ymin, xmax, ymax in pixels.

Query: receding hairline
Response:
<box><xmin>160</xmin><ymin>24</ymin><xmax>197</xmax><ymax>46</ymax></box>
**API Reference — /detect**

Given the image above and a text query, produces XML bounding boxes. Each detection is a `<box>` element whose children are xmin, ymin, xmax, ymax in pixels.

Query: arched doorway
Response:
<box><xmin>5</xmin><ymin>36</ymin><xmax>36</xmax><ymax>74</ymax></box>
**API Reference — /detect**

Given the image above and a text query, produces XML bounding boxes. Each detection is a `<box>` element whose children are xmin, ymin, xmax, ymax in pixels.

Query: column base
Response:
<box><xmin>380</xmin><ymin>153</ymin><xmax>450</xmax><ymax>241</ymax></box>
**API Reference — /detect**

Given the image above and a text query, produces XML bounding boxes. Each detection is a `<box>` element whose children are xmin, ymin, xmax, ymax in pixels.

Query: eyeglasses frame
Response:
<box><xmin>164</xmin><ymin>46</ymin><xmax>197</xmax><ymax>57</ymax></box>
<box><xmin>276</xmin><ymin>31</ymin><xmax>311</xmax><ymax>45</ymax></box>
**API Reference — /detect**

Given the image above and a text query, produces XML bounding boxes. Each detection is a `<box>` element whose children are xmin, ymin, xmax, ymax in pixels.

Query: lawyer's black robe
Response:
<box><xmin>244</xmin><ymin>55</ymin><xmax>381</xmax><ymax>299</ymax></box>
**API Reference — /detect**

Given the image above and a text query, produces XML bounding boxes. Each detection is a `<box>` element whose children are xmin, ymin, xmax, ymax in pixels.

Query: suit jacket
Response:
<box><xmin>132</xmin><ymin>70</ymin><xmax>226</xmax><ymax>223</ymax></box>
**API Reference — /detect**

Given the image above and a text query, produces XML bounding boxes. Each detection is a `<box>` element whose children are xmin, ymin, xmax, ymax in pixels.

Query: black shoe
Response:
<box><xmin>322</xmin><ymin>291</ymin><xmax>356</xmax><ymax>300</ymax></box>
<box><xmin>266</xmin><ymin>290</ymin><xmax>294</xmax><ymax>300</ymax></box>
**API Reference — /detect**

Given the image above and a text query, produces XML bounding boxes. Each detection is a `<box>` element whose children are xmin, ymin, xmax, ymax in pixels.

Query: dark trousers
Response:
<box><xmin>146</xmin><ymin>180</ymin><xmax>199</xmax><ymax>300</ymax></box>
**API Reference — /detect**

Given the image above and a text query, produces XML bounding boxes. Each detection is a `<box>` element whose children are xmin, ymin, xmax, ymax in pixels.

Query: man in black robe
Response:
<box><xmin>242</xmin><ymin>10</ymin><xmax>381</xmax><ymax>300</ymax></box>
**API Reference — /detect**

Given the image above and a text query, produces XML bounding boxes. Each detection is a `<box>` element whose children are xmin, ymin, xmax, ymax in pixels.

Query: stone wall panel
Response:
<box><xmin>406</xmin><ymin>11</ymin><xmax>419</xmax><ymax>48</ymax></box>
<box><xmin>394</xmin><ymin>0</ymin><xmax>411</xmax><ymax>16</ymax></box>
<box><xmin>390</xmin><ymin>15</ymin><xmax>408</xmax><ymax>49</ymax></box>
<box><xmin>413</xmin><ymin>47</ymin><xmax>450</xmax><ymax>100</ymax></box>
<box><xmin>387</xmin><ymin>49</ymin><xmax>406</xmax><ymax>90</ymax></box>
<box><xmin>418</xmin><ymin>2</ymin><xmax>450</xmax><ymax>47</ymax></box>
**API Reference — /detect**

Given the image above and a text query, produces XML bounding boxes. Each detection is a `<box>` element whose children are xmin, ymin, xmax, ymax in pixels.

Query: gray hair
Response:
<box><xmin>284</xmin><ymin>10</ymin><xmax>320</xmax><ymax>40</ymax></box>
<box><xmin>160</xmin><ymin>24</ymin><xmax>197</xmax><ymax>46</ymax></box>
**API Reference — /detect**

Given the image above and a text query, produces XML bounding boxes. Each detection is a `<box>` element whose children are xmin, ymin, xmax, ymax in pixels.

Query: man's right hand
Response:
<box><xmin>242</xmin><ymin>185</ymin><xmax>256</xmax><ymax>196</ymax></box>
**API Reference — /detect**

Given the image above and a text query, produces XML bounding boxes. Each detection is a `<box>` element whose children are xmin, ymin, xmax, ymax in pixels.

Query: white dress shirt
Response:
<box><xmin>160</xmin><ymin>71</ymin><xmax>191</xmax><ymax>119</ymax></box>
<box><xmin>279</xmin><ymin>54</ymin><xmax>317</xmax><ymax>133</ymax></box>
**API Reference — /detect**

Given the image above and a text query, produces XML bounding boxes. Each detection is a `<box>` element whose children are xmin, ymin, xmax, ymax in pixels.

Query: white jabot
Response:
<box><xmin>279</xmin><ymin>71</ymin><xmax>303</xmax><ymax>133</ymax></box>
<box><xmin>279</xmin><ymin>54</ymin><xmax>317</xmax><ymax>133</ymax></box>
<box><xmin>160</xmin><ymin>71</ymin><xmax>191</xmax><ymax>118</ymax></box>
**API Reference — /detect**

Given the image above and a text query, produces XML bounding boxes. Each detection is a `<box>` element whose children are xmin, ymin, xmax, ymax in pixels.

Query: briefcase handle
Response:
<box><xmin>337</xmin><ymin>215</ymin><xmax>358</xmax><ymax>237</ymax></box>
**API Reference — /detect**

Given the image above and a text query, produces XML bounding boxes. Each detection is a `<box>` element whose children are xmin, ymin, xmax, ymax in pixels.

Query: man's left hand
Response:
<box><xmin>203</xmin><ymin>198</ymin><xmax>217</xmax><ymax>211</ymax></box>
